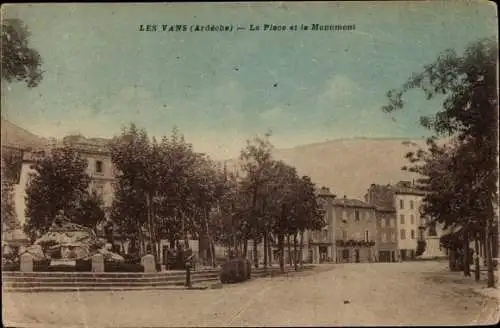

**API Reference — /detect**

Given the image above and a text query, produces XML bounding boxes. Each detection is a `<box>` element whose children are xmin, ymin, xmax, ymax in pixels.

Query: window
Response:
<box><xmin>400</xmin><ymin>229</ymin><xmax>406</xmax><ymax>240</ymax></box>
<box><xmin>95</xmin><ymin>160</ymin><xmax>103</xmax><ymax>174</ymax></box>
<box><xmin>380</xmin><ymin>218</ymin><xmax>386</xmax><ymax>228</ymax></box>
<box><xmin>418</xmin><ymin>228</ymin><xmax>425</xmax><ymax>240</ymax></box>
<box><xmin>428</xmin><ymin>222</ymin><xmax>437</xmax><ymax>236</ymax></box>
<box><xmin>390</xmin><ymin>219</ymin><xmax>395</xmax><ymax>228</ymax></box>
<box><xmin>410</xmin><ymin>215</ymin><xmax>414</xmax><ymax>225</ymax></box>
<box><xmin>410</xmin><ymin>200</ymin><xmax>414</xmax><ymax>209</ymax></box>
<box><xmin>421</xmin><ymin>217</ymin><xmax>426</xmax><ymax>226</ymax></box>
<box><xmin>381</xmin><ymin>233</ymin><xmax>387</xmax><ymax>243</ymax></box>
<box><xmin>391</xmin><ymin>232</ymin><xmax>396</xmax><ymax>242</ymax></box>
<box><xmin>400</xmin><ymin>214</ymin><xmax>405</xmax><ymax>225</ymax></box>
<box><xmin>399</xmin><ymin>199</ymin><xmax>404</xmax><ymax>209</ymax></box>
<box><xmin>355</xmin><ymin>210</ymin><xmax>360</xmax><ymax>222</ymax></box>
<box><xmin>342</xmin><ymin>230</ymin><xmax>347</xmax><ymax>240</ymax></box>
<box><xmin>342</xmin><ymin>210</ymin><xmax>347</xmax><ymax>223</ymax></box>
<box><xmin>411</xmin><ymin>230</ymin><xmax>415</xmax><ymax>239</ymax></box>
<box><xmin>322</xmin><ymin>229</ymin><xmax>328</xmax><ymax>240</ymax></box>
<box><xmin>364</xmin><ymin>230</ymin><xmax>369</xmax><ymax>242</ymax></box>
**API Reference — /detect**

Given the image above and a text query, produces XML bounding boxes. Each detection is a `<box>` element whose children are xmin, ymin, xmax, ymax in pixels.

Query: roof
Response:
<box><xmin>1</xmin><ymin>118</ymin><xmax>47</xmax><ymax>150</ymax></box>
<box><xmin>333</xmin><ymin>198</ymin><xmax>375</xmax><ymax>209</ymax></box>
<box><xmin>394</xmin><ymin>187</ymin><xmax>427</xmax><ymax>196</ymax></box>
<box><xmin>374</xmin><ymin>205</ymin><xmax>396</xmax><ymax>213</ymax></box>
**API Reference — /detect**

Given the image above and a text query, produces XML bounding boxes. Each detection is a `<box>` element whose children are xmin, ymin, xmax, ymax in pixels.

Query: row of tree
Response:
<box><xmin>8</xmin><ymin>125</ymin><xmax>325</xmax><ymax>273</ymax></box>
<box><xmin>108</xmin><ymin>126</ymin><xmax>326</xmax><ymax>272</ymax></box>
<box><xmin>384</xmin><ymin>37</ymin><xmax>498</xmax><ymax>287</ymax></box>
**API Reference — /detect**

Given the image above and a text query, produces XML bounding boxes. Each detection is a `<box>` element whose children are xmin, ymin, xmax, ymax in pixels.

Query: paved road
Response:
<box><xmin>3</xmin><ymin>261</ymin><xmax>499</xmax><ymax>327</ymax></box>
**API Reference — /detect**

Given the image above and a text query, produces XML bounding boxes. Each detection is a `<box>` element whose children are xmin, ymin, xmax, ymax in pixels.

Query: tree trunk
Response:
<box><xmin>278</xmin><ymin>234</ymin><xmax>285</xmax><ymax>273</ymax></box>
<box><xmin>485</xmin><ymin>215</ymin><xmax>495</xmax><ymax>288</ymax></box>
<box><xmin>253</xmin><ymin>238</ymin><xmax>259</xmax><ymax>268</ymax></box>
<box><xmin>299</xmin><ymin>230</ymin><xmax>304</xmax><ymax>268</ymax></box>
<box><xmin>264</xmin><ymin>230</ymin><xmax>268</xmax><ymax>269</ymax></box>
<box><xmin>463</xmin><ymin>228</ymin><xmax>471</xmax><ymax>277</ymax></box>
<box><xmin>293</xmin><ymin>233</ymin><xmax>298</xmax><ymax>271</ymax></box>
<box><xmin>268</xmin><ymin>236</ymin><xmax>273</xmax><ymax>267</ymax></box>
<box><xmin>243</xmin><ymin>239</ymin><xmax>248</xmax><ymax>258</ymax></box>
<box><xmin>475</xmin><ymin>238</ymin><xmax>481</xmax><ymax>282</ymax></box>
<box><xmin>287</xmin><ymin>234</ymin><xmax>292</xmax><ymax>266</ymax></box>
<box><xmin>449</xmin><ymin>249</ymin><xmax>457</xmax><ymax>271</ymax></box>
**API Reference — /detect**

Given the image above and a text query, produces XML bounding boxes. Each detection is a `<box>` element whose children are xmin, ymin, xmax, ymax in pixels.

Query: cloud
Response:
<box><xmin>317</xmin><ymin>75</ymin><xmax>360</xmax><ymax>108</ymax></box>
<box><xmin>13</xmin><ymin>86</ymin><xmax>174</xmax><ymax>139</ymax></box>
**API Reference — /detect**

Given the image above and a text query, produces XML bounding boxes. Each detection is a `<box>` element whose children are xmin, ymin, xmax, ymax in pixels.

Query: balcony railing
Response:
<box><xmin>335</xmin><ymin>239</ymin><xmax>376</xmax><ymax>247</ymax></box>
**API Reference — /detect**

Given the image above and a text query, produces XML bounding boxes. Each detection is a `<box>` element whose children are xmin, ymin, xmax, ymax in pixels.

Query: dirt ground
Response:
<box><xmin>3</xmin><ymin>261</ymin><xmax>499</xmax><ymax>327</ymax></box>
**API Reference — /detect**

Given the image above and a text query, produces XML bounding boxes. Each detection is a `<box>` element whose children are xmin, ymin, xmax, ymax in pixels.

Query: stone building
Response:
<box><xmin>14</xmin><ymin>135</ymin><xmax>115</xmax><ymax>227</ymax></box>
<box><xmin>365</xmin><ymin>181</ymin><xmax>447</xmax><ymax>261</ymax></box>
<box><xmin>374</xmin><ymin>206</ymin><xmax>398</xmax><ymax>262</ymax></box>
<box><xmin>333</xmin><ymin>196</ymin><xmax>378</xmax><ymax>263</ymax></box>
<box><xmin>302</xmin><ymin>187</ymin><xmax>337</xmax><ymax>264</ymax></box>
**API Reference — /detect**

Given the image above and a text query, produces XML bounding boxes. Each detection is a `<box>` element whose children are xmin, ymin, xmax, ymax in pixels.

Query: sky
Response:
<box><xmin>1</xmin><ymin>2</ymin><xmax>497</xmax><ymax>160</ymax></box>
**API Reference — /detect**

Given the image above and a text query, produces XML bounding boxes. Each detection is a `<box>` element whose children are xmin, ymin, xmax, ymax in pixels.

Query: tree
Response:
<box><xmin>1</xmin><ymin>18</ymin><xmax>43</xmax><ymax>87</ymax></box>
<box><xmin>72</xmin><ymin>191</ymin><xmax>106</xmax><ymax>232</ymax></box>
<box><xmin>110</xmin><ymin>124</ymin><xmax>158</xmax><ymax>258</ymax></box>
<box><xmin>24</xmin><ymin>147</ymin><xmax>91</xmax><ymax>240</ymax></box>
<box><xmin>1</xmin><ymin>166</ymin><xmax>19</xmax><ymax>231</ymax></box>
<box><xmin>294</xmin><ymin>176</ymin><xmax>327</xmax><ymax>269</ymax></box>
<box><xmin>384</xmin><ymin>37</ymin><xmax>498</xmax><ymax>287</ymax></box>
<box><xmin>239</xmin><ymin>131</ymin><xmax>275</xmax><ymax>268</ymax></box>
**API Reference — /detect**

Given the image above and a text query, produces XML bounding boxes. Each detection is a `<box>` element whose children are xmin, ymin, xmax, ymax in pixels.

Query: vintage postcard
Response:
<box><xmin>1</xmin><ymin>2</ymin><xmax>499</xmax><ymax>327</ymax></box>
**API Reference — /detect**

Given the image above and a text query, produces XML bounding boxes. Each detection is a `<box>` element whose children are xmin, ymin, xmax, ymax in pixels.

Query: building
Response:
<box><xmin>393</xmin><ymin>181</ymin><xmax>426</xmax><ymax>260</ymax></box>
<box><xmin>14</xmin><ymin>135</ymin><xmax>115</xmax><ymax>226</ymax></box>
<box><xmin>333</xmin><ymin>196</ymin><xmax>377</xmax><ymax>263</ymax></box>
<box><xmin>365</xmin><ymin>184</ymin><xmax>398</xmax><ymax>262</ymax></box>
<box><xmin>374</xmin><ymin>206</ymin><xmax>398</xmax><ymax>262</ymax></box>
<box><xmin>302</xmin><ymin>187</ymin><xmax>337</xmax><ymax>264</ymax></box>
<box><xmin>365</xmin><ymin>181</ymin><xmax>447</xmax><ymax>261</ymax></box>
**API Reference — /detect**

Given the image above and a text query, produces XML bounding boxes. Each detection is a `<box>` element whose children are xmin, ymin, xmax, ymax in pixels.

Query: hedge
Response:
<box><xmin>220</xmin><ymin>257</ymin><xmax>251</xmax><ymax>284</ymax></box>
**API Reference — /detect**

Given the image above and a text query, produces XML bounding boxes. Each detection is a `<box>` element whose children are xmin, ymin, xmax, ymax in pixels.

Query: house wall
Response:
<box><xmin>13</xmin><ymin>144</ymin><xmax>116</xmax><ymax>226</ymax></box>
<box><xmin>334</xmin><ymin>203</ymin><xmax>377</xmax><ymax>263</ymax></box>
<box><xmin>395</xmin><ymin>193</ymin><xmax>423</xmax><ymax>253</ymax></box>
<box><xmin>376</xmin><ymin>210</ymin><xmax>398</xmax><ymax>253</ymax></box>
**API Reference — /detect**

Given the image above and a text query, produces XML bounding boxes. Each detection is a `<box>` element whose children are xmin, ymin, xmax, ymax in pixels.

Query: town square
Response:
<box><xmin>1</xmin><ymin>2</ymin><xmax>499</xmax><ymax>327</ymax></box>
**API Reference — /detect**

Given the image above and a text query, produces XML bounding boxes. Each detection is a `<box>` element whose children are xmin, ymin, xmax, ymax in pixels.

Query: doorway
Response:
<box><xmin>319</xmin><ymin>246</ymin><xmax>328</xmax><ymax>263</ymax></box>
<box><xmin>342</xmin><ymin>249</ymin><xmax>350</xmax><ymax>263</ymax></box>
<box><xmin>355</xmin><ymin>249</ymin><xmax>360</xmax><ymax>263</ymax></box>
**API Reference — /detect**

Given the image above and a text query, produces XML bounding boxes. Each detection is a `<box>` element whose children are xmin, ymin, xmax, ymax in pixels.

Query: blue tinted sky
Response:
<box><xmin>1</xmin><ymin>2</ymin><xmax>497</xmax><ymax>159</ymax></box>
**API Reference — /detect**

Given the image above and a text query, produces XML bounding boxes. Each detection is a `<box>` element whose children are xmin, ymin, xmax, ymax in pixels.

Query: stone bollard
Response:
<box><xmin>92</xmin><ymin>253</ymin><xmax>105</xmax><ymax>272</ymax></box>
<box><xmin>20</xmin><ymin>253</ymin><xmax>34</xmax><ymax>272</ymax></box>
<box><xmin>141</xmin><ymin>254</ymin><xmax>156</xmax><ymax>273</ymax></box>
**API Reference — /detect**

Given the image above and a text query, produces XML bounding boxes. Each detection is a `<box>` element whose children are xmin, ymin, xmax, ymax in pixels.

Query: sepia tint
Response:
<box><xmin>1</xmin><ymin>2</ymin><xmax>499</xmax><ymax>327</ymax></box>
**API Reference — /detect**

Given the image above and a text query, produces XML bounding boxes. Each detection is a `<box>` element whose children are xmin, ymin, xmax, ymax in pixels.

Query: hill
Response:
<box><xmin>223</xmin><ymin>137</ymin><xmax>429</xmax><ymax>200</ymax></box>
<box><xmin>1</xmin><ymin>118</ymin><xmax>47</xmax><ymax>150</ymax></box>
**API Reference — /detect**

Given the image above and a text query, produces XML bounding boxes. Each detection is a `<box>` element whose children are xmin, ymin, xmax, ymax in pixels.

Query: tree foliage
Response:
<box><xmin>1</xmin><ymin>18</ymin><xmax>43</xmax><ymax>87</ymax></box>
<box><xmin>384</xmin><ymin>37</ymin><xmax>498</xmax><ymax>282</ymax></box>
<box><xmin>24</xmin><ymin>147</ymin><xmax>91</xmax><ymax>239</ymax></box>
<box><xmin>72</xmin><ymin>191</ymin><xmax>106</xmax><ymax>232</ymax></box>
<box><xmin>1</xmin><ymin>162</ymin><xmax>19</xmax><ymax>231</ymax></box>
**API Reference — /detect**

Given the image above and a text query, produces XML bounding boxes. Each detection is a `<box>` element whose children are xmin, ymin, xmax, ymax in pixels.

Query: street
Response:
<box><xmin>3</xmin><ymin>261</ymin><xmax>499</xmax><ymax>327</ymax></box>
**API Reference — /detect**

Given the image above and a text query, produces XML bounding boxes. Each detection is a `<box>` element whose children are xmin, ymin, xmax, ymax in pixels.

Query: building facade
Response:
<box><xmin>394</xmin><ymin>182</ymin><xmax>425</xmax><ymax>261</ymax></box>
<box><xmin>13</xmin><ymin>136</ymin><xmax>115</xmax><ymax>227</ymax></box>
<box><xmin>333</xmin><ymin>196</ymin><xmax>377</xmax><ymax>263</ymax></box>
<box><xmin>303</xmin><ymin>188</ymin><xmax>337</xmax><ymax>264</ymax></box>
<box><xmin>375</xmin><ymin>207</ymin><xmax>398</xmax><ymax>262</ymax></box>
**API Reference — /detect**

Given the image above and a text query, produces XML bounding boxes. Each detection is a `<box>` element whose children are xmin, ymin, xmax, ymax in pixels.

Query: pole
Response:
<box><xmin>475</xmin><ymin>238</ymin><xmax>480</xmax><ymax>282</ymax></box>
<box><xmin>485</xmin><ymin>213</ymin><xmax>495</xmax><ymax>288</ymax></box>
